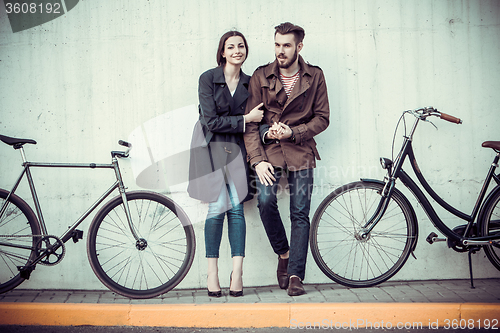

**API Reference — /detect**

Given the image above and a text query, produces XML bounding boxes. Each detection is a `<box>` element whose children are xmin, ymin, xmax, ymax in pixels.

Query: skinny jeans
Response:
<box><xmin>205</xmin><ymin>179</ymin><xmax>246</xmax><ymax>258</ymax></box>
<box><xmin>256</xmin><ymin>168</ymin><xmax>313</xmax><ymax>281</ymax></box>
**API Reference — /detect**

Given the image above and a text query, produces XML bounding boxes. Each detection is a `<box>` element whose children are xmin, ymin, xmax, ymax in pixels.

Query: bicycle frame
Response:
<box><xmin>365</xmin><ymin>115</ymin><xmax>500</xmax><ymax>245</ymax></box>
<box><xmin>0</xmin><ymin>146</ymin><xmax>140</xmax><ymax>248</ymax></box>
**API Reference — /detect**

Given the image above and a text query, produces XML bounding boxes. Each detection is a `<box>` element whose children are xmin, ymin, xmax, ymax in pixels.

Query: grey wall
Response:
<box><xmin>0</xmin><ymin>0</ymin><xmax>499</xmax><ymax>291</ymax></box>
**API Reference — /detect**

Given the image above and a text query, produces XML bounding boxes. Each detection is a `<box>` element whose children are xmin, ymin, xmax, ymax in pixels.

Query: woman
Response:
<box><xmin>188</xmin><ymin>31</ymin><xmax>263</xmax><ymax>297</ymax></box>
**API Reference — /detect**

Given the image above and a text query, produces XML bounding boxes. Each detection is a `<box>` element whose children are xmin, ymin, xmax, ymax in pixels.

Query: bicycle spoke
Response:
<box><xmin>148</xmin><ymin>248</ymin><xmax>182</xmax><ymax>276</ymax></box>
<box><xmin>0</xmin><ymin>249</ymin><xmax>30</xmax><ymax>275</ymax></box>
<box><xmin>95</xmin><ymin>238</ymin><xmax>129</xmax><ymax>252</ymax></box>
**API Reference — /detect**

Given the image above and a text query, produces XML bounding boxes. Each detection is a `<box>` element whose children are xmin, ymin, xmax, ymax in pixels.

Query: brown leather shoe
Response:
<box><xmin>287</xmin><ymin>276</ymin><xmax>306</xmax><ymax>296</ymax></box>
<box><xmin>277</xmin><ymin>257</ymin><xmax>289</xmax><ymax>289</ymax></box>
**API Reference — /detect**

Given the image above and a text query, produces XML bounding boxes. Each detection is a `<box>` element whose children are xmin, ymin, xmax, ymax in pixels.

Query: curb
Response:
<box><xmin>0</xmin><ymin>302</ymin><xmax>499</xmax><ymax>328</ymax></box>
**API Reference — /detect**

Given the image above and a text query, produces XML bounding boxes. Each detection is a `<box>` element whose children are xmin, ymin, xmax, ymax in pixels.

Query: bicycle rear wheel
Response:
<box><xmin>480</xmin><ymin>189</ymin><xmax>500</xmax><ymax>271</ymax></box>
<box><xmin>310</xmin><ymin>181</ymin><xmax>417</xmax><ymax>288</ymax></box>
<box><xmin>0</xmin><ymin>188</ymin><xmax>40</xmax><ymax>293</ymax></box>
<box><xmin>87</xmin><ymin>191</ymin><xmax>195</xmax><ymax>299</ymax></box>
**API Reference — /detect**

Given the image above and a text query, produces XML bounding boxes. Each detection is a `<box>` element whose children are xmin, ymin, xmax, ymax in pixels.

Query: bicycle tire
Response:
<box><xmin>480</xmin><ymin>188</ymin><xmax>500</xmax><ymax>271</ymax></box>
<box><xmin>310</xmin><ymin>181</ymin><xmax>417</xmax><ymax>288</ymax></box>
<box><xmin>0</xmin><ymin>188</ymin><xmax>41</xmax><ymax>294</ymax></box>
<box><xmin>87</xmin><ymin>191</ymin><xmax>195</xmax><ymax>299</ymax></box>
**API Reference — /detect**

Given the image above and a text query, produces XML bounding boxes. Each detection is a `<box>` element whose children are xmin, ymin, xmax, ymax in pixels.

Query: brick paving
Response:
<box><xmin>0</xmin><ymin>278</ymin><xmax>498</xmax><ymax>304</ymax></box>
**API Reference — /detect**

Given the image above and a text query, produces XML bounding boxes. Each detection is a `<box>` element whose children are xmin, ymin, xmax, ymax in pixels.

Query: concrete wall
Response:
<box><xmin>0</xmin><ymin>0</ymin><xmax>499</xmax><ymax>291</ymax></box>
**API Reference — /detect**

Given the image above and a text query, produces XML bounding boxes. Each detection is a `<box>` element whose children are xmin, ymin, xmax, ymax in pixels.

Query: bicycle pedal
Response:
<box><xmin>18</xmin><ymin>266</ymin><xmax>34</xmax><ymax>279</ymax></box>
<box><xmin>72</xmin><ymin>229</ymin><xmax>84</xmax><ymax>243</ymax></box>
<box><xmin>426</xmin><ymin>232</ymin><xmax>446</xmax><ymax>244</ymax></box>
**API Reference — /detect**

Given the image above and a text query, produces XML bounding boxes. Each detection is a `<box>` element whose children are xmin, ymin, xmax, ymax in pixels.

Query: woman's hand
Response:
<box><xmin>266</xmin><ymin>122</ymin><xmax>282</xmax><ymax>140</ymax></box>
<box><xmin>266</xmin><ymin>122</ymin><xmax>292</xmax><ymax>140</ymax></box>
<box><xmin>245</xmin><ymin>102</ymin><xmax>264</xmax><ymax>123</ymax></box>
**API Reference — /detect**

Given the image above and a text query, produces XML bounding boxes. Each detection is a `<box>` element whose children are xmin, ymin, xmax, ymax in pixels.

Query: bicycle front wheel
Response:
<box><xmin>310</xmin><ymin>181</ymin><xmax>417</xmax><ymax>288</ymax></box>
<box><xmin>480</xmin><ymin>188</ymin><xmax>500</xmax><ymax>271</ymax></box>
<box><xmin>87</xmin><ymin>191</ymin><xmax>195</xmax><ymax>299</ymax></box>
<box><xmin>0</xmin><ymin>188</ymin><xmax>41</xmax><ymax>294</ymax></box>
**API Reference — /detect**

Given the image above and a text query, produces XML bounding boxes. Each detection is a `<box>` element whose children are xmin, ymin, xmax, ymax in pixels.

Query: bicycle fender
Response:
<box><xmin>360</xmin><ymin>178</ymin><xmax>419</xmax><ymax>256</ymax></box>
<box><xmin>477</xmin><ymin>185</ymin><xmax>500</xmax><ymax>233</ymax></box>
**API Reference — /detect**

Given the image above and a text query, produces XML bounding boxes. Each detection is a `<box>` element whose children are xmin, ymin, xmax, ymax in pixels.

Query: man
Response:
<box><xmin>243</xmin><ymin>22</ymin><xmax>330</xmax><ymax>296</ymax></box>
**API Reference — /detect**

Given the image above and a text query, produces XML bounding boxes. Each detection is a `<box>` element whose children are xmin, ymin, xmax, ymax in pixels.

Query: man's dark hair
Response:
<box><xmin>216</xmin><ymin>30</ymin><xmax>249</xmax><ymax>67</ymax></box>
<box><xmin>274</xmin><ymin>22</ymin><xmax>305</xmax><ymax>44</ymax></box>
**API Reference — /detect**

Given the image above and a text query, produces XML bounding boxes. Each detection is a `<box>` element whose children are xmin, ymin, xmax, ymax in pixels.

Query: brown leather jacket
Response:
<box><xmin>244</xmin><ymin>56</ymin><xmax>330</xmax><ymax>170</ymax></box>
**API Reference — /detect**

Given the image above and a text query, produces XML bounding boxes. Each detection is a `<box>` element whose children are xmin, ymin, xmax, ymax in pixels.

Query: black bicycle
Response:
<box><xmin>310</xmin><ymin>107</ymin><xmax>500</xmax><ymax>288</ymax></box>
<box><xmin>0</xmin><ymin>135</ymin><xmax>195</xmax><ymax>298</ymax></box>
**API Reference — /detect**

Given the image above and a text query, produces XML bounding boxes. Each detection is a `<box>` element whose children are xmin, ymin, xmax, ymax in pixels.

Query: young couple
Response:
<box><xmin>188</xmin><ymin>22</ymin><xmax>330</xmax><ymax>297</ymax></box>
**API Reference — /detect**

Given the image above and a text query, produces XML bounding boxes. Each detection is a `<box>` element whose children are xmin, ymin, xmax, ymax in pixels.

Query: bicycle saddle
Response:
<box><xmin>482</xmin><ymin>141</ymin><xmax>500</xmax><ymax>151</ymax></box>
<box><xmin>0</xmin><ymin>134</ymin><xmax>37</xmax><ymax>146</ymax></box>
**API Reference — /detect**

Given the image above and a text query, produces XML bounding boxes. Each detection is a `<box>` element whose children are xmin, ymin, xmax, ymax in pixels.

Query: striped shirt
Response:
<box><xmin>280</xmin><ymin>70</ymin><xmax>300</xmax><ymax>97</ymax></box>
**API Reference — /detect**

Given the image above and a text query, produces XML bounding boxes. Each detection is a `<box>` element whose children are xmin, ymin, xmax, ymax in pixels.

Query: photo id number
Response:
<box><xmin>443</xmin><ymin>318</ymin><xmax>498</xmax><ymax>329</ymax></box>
<box><xmin>5</xmin><ymin>2</ymin><xmax>61</xmax><ymax>14</ymax></box>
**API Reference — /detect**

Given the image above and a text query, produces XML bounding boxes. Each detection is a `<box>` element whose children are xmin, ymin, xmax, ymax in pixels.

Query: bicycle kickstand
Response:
<box><xmin>467</xmin><ymin>248</ymin><xmax>476</xmax><ymax>289</ymax></box>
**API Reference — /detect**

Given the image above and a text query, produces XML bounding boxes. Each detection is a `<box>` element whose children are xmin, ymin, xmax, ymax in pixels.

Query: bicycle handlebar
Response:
<box><xmin>119</xmin><ymin>140</ymin><xmax>132</xmax><ymax>148</ymax></box>
<box><xmin>439</xmin><ymin>112</ymin><xmax>462</xmax><ymax>124</ymax></box>
<box><xmin>112</xmin><ymin>140</ymin><xmax>132</xmax><ymax>158</ymax></box>
<box><xmin>409</xmin><ymin>107</ymin><xmax>463</xmax><ymax>125</ymax></box>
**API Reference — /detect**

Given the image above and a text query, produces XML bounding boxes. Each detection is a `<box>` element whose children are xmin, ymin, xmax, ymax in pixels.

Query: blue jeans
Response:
<box><xmin>257</xmin><ymin>168</ymin><xmax>314</xmax><ymax>281</ymax></box>
<box><xmin>205</xmin><ymin>182</ymin><xmax>246</xmax><ymax>258</ymax></box>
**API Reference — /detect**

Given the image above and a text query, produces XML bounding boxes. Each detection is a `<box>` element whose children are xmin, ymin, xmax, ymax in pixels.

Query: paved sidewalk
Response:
<box><xmin>1</xmin><ymin>278</ymin><xmax>499</xmax><ymax>304</ymax></box>
<box><xmin>1</xmin><ymin>279</ymin><xmax>498</xmax><ymax>328</ymax></box>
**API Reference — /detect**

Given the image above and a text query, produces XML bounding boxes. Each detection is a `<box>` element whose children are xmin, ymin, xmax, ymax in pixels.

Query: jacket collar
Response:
<box><xmin>213</xmin><ymin>66</ymin><xmax>226</xmax><ymax>84</ymax></box>
<box><xmin>263</xmin><ymin>55</ymin><xmax>312</xmax><ymax>79</ymax></box>
<box><xmin>212</xmin><ymin>65</ymin><xmax>250</xmax><ymax>111</ymax></box>
<box><xmin>213</xmin><ymin>65</ymin><xmax>250</xmax><ymax>87</ymax></box>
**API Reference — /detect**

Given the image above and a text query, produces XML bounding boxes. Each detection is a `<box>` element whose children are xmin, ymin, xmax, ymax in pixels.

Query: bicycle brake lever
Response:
<box><xmin>424</xmin><ymin>118</ymin><xmax>438</xmax><ymax>130</ymax></box>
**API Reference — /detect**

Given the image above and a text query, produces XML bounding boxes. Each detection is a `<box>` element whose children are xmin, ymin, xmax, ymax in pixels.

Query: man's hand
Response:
<box><xmin>266</xmin><ymin>122</ymin><xmax>292</xmax><ymax>140</ymax></box>
<box><xmin>255</xmin><ymin>161</ymin><xmax>276</xmax><ymax>186</ymax></box>
<box><xmin>266</xmin><ymin>122</ymin><xmax>283</xmax><ymax>140</ymax></box>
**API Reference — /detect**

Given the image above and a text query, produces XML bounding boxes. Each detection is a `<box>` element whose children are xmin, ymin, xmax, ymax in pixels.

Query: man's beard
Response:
<box><xmin>277</xmin><ymin>48</ymin><xmax>298</xmax><ymax>69</ymax></box>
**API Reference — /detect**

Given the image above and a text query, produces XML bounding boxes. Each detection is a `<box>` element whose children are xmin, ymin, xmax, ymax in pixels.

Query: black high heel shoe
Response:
<box><xmin>207</xmin><ymin>289</ymin><xmax>222</xmax><ymax>297</ymax></box>
<box><xmin>229</xmin><ymin>271</ymin><xmax>243</xmax><ymax>297</ymax></box>
<box><xmin>207</xmin><ymin>276</ymin><xmax>222</xmax><ymax>297</ymax></box>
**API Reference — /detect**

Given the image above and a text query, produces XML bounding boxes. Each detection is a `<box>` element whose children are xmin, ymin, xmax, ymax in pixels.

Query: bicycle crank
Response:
<box><xmin>36</xmin><ymin>235</ymin><xmax>65</xmax><ymax>266</ymax></box>
<box><xmin>447</xmin><ymin>225</ymin><xmax>480</xmax><ymax>253</ymax></box>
